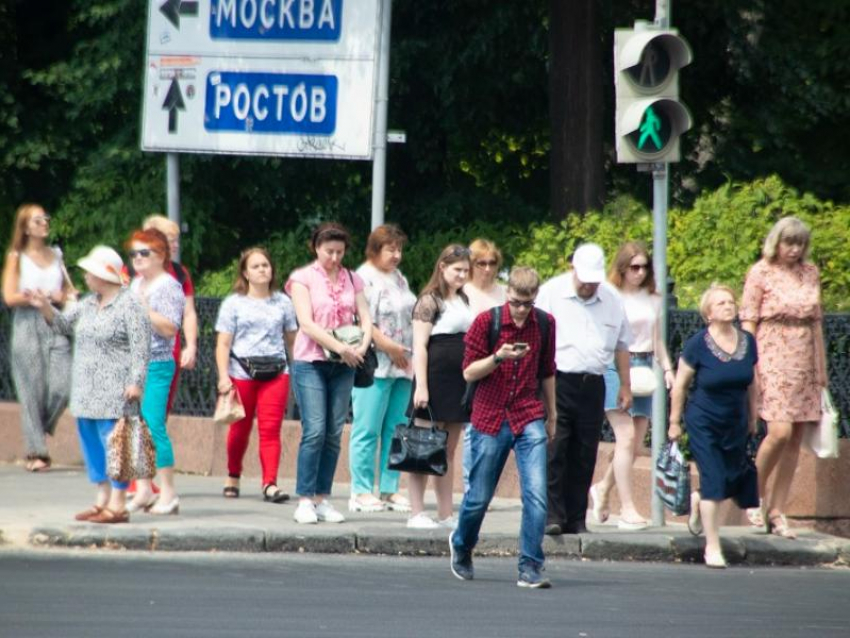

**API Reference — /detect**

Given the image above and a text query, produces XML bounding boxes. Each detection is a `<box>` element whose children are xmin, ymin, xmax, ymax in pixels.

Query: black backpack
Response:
<box><xmin>460</xmin><ymin>306</ymin><xmax>552</xmax><ymax>412</ymax></box>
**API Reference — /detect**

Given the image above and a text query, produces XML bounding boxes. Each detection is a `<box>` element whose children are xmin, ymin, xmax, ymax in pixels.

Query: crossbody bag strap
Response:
<box><xmin>347</xmin><ymin>268</ymin><xmax>360</xmax><ymax>326</ymax></box>
<box><xmin>534</xmin><ymin>307</ymin><xmax>551</xmax><ymax>380</ymax></box>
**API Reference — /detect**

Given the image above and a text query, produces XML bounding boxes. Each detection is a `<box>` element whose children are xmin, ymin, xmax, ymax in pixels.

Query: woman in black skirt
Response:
<box><xmin>407</xmin><ymin>245</ymin><xmax>473</xmax><ymax>529</ymax></box>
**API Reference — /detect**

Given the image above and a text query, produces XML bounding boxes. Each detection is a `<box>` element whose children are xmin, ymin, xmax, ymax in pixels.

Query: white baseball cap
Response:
<box><xmin>77</xmin><ymin>246</ymin><xmax>125</xmax><ymax>285</ymax></box>
<box><xmin>572</xmin><ymin>243</ymin><xmax>606</xmax><ymax>283</ymax></box>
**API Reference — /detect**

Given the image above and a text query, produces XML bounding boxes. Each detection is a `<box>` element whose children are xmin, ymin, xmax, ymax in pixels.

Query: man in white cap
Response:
<box><xmin>535</xmin><ymin>243</ymin><xmax>632</xmax><ymax>535</ymax></box>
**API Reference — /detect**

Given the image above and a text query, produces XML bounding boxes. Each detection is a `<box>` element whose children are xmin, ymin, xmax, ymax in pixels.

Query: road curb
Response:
<box><xmin>14</xmin><ymin>523</ymin><xmax>850</xmax><ymax>567</ymax></box>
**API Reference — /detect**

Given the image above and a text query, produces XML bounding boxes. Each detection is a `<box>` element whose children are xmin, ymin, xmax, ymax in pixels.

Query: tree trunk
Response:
<box><xmin>549</xmin><ymin>0</ymin><xmax>604</xmax><ymax>218</ymax></box>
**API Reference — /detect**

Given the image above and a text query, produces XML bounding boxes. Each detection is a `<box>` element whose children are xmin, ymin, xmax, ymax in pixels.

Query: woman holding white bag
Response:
<box><xmin>590</xmin><ymin>242</ymin><xmax>675</xmax><ymax>530</ymax></box>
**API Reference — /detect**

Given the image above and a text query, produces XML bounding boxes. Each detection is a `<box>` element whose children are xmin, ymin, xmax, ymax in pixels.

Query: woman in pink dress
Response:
<box><xmin>740</xmin><ymin>217</ymin><xmax>828</xmax><ymax>539</ymax></box>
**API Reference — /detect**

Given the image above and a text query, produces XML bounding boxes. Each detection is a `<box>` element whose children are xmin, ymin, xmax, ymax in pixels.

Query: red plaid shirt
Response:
<box><xmin>462</xmin><ymin>304</ymin><xmax>556</xmax><ymax>436</ymax></box>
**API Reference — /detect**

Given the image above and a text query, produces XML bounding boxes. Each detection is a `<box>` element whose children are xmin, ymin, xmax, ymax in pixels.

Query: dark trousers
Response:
<box><xmin>547</xmin><ymin>372</ymin><xmax>605</xmax><ymax>528</ymax></box>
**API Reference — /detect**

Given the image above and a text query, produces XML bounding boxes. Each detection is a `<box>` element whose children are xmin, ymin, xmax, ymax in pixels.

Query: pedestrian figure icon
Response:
<box><xmin>638</xmin><ymin>106</ymin><xmax>663</xmax><ymax>150</ymax></box>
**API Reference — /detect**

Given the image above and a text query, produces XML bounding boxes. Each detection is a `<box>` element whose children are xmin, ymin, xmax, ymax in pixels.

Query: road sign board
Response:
<box><xmin>141</xmin><ymin>0</ymin><xmax>381</xmax><ymax>159</ymax></box>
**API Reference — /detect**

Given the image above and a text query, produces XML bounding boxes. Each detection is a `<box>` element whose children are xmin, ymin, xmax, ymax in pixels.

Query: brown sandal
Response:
<box><xmin>88</xmin><ymin>508</ymin><xmax>130</xmax><ymax>524</ymax></box>
<box><xmin>74</xmin><ymin>505</ymin><xmax>104</xmax><ymax>521</ymax></box>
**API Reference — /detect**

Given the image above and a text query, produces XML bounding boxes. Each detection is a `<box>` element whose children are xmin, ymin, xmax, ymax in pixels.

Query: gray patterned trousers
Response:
<box><xmin>10</xmin><ymin>308</ymin><xmax>72</xmax><ymax>458</ymax></box>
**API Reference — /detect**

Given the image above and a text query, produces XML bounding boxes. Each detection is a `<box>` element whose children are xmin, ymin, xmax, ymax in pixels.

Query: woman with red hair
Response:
<box><xmin>125</xmin><ymin>228</ymin><xmax>185</xmax><ymax>515</ymax></box>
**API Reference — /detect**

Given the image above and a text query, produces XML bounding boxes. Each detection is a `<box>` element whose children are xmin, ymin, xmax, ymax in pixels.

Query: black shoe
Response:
<box><xmin>562</xmin><ymin>522</ymin><xmax>589</xmax><ymax>534</ymax></box>
<box><xmin>263</xmin><ymin>484</ymin><xmax>290</xmax><ymax>503</ymax></box>
<box><xmin>517</xmin><ymin>569</ymin><xmax>552</xmax><ymax>589</ymax></box>
<box><xmin>544</xmin><ymin>523</ymin><xmax>563</xmax><ymax>536</ymax></box>
<box><xmin>449</xmin><ymin>531</ymin><xmax>474</xmax><ymax>581</ymax></box>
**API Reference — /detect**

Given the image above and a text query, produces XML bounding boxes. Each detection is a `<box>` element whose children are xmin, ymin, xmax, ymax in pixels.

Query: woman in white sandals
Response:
<box><xmin>668</xmin><ymin>285</ymin><xmax>760</xmax><ymax>568</ymax></box>
<box><xmin>590</xmin><ymin>242</ymin><xmax>674</xmax><ymax>530</ymax></box>
<box><xmin>348</xmin><ymin>225</ymin><xmax>415</xmax><ymax>514</ymax></box>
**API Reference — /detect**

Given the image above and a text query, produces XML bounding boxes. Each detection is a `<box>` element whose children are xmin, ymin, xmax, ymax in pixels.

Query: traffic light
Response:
<box><xmin>615</xmin><ymin>24</ymin><xmax>692</xmax><ymax>163</ymax></box>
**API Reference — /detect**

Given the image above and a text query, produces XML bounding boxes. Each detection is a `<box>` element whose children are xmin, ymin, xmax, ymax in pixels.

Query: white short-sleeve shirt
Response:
<box><xmin>535</xmin><ymin>271</ymin><xmax>632</xmax><ymax>375</ymax></box>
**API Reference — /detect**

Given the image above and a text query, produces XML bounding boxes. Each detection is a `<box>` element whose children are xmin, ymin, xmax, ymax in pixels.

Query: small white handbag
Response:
<box><xmin>630</xmin><ymin>366</ymin><xmax>658</xmax><ymax>397</ymax></box>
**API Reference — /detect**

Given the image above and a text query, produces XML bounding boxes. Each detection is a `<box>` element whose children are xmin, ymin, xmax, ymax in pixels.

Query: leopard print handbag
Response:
<box><xmin>107</xmin><ymin>410</ymin><xmax>156</xmax><ymax>482</ymax></box>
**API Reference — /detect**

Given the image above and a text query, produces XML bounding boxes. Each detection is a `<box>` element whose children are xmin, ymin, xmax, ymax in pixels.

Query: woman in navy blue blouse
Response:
<box><xmin>668</xmin><ymin>285</ymin><xmax>759</xmax><ymax>568</ymax></box>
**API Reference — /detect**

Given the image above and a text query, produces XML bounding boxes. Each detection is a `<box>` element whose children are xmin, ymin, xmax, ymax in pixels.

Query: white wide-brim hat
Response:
<box><xmin>77</xmin><ymin>245</ymin><xmax>125</xmax><ymax>285</ymax></box>
<box><xmin>572</xmin><ymin>243</ymin><xmax>606</xmax><ymax>284</ymax></box>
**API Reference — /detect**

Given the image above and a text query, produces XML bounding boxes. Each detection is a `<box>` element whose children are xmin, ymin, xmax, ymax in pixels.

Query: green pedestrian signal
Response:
<box><xmin>614</xmin><ymin>26</ymin><xmax>692</xmax><ymax>163</ymax></box>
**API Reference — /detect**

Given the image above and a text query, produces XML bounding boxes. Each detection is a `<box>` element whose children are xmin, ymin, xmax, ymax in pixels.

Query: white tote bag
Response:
<box><xmin>803</xmin><ymin>389</ymin><xmax>839</xmax><ymax>459</ymax></box>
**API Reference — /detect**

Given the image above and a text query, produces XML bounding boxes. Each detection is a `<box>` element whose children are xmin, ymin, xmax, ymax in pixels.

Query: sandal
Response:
<box><xmin>381</xmin><ymin>493</ymin><xmax>411</xmax><ymax>513</ymax></box>
<box><xmin>589</xmin><ymin>484</ymin><xmax>609</xmax><ymax>524</ymax></box>
<box><xmin>88</xmin><ymin>508</ymin><xmax>130</xmax><ymax>524</ymax></box>
<box><xmin>25</xmin><ymin>456</ymin><xmax>51</xmax><ymax>472</ymax></box>
<box><xmin>746</xmin><ymin>499</ymin><xmax>764</xmax><ymax>528</ymax></box>
<box><xmin>74</xmin><ymin>505</ymin><xmax>104</xmax><ymax>521</ymax></box>
<box><xmin>349</xmin><ymin>494</ymin><xmax>386</xmax><ymax>513</ymax></box>
<box><xmin>223</xmin><ymin>486</ymin><xmax>240</xmax><ymax>499</ymax></box>
<box><xmin>263</xmin><ymin>484</ymin><xmax>290</xmax><ymax>504</ymax></box>
<box><xmin>767</xmin><ymin>514</ymin><xmax>798</xmax><ymax>540</ymax></box>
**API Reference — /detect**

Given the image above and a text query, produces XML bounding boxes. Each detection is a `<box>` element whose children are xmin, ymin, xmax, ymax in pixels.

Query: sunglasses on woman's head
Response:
<box><xmin>129</xmin><ymin>249</ymin><xmax>153</xmax><ymax>259</ymax></box>
<box><xmin>449</xmin><ymin>247</ymin><xmax>472</xmax><ymax>258</ymax></box>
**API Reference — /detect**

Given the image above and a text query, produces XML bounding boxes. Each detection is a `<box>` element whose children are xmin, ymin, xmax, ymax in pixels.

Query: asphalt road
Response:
<box><xmin>1</xmin><ymin>550</ymin><xmax>848</xmax><ymax>638</ymax></box>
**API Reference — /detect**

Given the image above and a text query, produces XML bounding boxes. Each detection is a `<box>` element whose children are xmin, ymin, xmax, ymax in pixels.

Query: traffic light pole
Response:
<box><xmin>650</xmin><ymin>0</ymin><xmax>670</xmax><ymax>528</ymax></box>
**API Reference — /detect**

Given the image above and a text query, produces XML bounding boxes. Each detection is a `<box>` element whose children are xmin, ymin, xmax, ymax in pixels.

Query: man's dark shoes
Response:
<box><xmin>449</xmin><ymin>531</ymin><xmax>474</xmax><ymax>581</ymax></box>
<box><xmin>544</xmin><ymin>523</ymin><xmax>562</xmax><ymax>536</ymax></box>
<box><xmin>562</xmin><ymin>522</ymin><xmax>589</xmax><ymax>534</ymax></box>
<box><xmin>517</xmin><ymin>569</ymin><xmax>552</xmax><ymax>589</ymax></box>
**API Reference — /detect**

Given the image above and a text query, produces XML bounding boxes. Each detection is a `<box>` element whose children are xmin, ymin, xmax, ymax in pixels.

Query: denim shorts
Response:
<box><xmin>604</xmin><ymin>353</ymin><xmax>653</xmax><ymax>418</ymax></box>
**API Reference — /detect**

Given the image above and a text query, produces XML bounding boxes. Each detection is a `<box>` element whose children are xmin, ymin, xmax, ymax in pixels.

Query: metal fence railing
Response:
<box><xmin>1</xmin><ymin>299</ymin><xmax>848</xmax><ymax>438</ymax></box>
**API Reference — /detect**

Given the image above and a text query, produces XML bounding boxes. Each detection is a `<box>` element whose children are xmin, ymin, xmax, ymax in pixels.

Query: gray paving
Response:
<box><xmin>1</xmin><ymin>463</ymin><xmax>848</xmax><ymax>566</ymax></box>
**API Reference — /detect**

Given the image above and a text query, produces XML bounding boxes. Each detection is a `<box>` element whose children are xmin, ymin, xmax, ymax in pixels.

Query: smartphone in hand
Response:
<box><xmin>513</xmin><ymin>342</ymin><xmax>529</xmax><ymax>352</ymax></box>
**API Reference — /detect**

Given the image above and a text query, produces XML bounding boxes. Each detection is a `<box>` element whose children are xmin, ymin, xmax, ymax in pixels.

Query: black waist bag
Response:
<box><xmin>231</xmin><ymin>354</ymin><xmax>286</xmax><ymax>381</ymax></box>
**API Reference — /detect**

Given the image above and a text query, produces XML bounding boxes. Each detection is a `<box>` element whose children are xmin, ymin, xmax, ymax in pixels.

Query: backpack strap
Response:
<box><xmin>487</xmin><ymin>305</ymin><xmax>502</xmax><ymax>353</ymax></box>
<box><xmin>533</xmin><ymin>308</ymin><xmax>552</xmax><ymax>380</ymax></box>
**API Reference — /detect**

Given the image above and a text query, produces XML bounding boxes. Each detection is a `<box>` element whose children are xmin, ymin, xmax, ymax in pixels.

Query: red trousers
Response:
<box><xmin>228</xmin><ymin>374</ymin><xmax>290</xmax><ymax>487</ymax></box>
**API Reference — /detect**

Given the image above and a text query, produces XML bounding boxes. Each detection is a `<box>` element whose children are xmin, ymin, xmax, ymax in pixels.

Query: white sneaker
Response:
<box><xmin>315</xmin><ymin>501</ymin><xmax>345</xmax><ymax>523</ymax></box>
<box><xmin>293</xmin><ymin>500</ymin><xmax>318</xmax><ymax>524</ymax></box>
<box><xmin>438</xmin><ymin>515</ymin><xmax>458</xmax><ymax>530</ymax></box>
<box><xmin>407</xmin><ymin>513</ymin><xmax>440</xmax><ymax>529</ymax></box>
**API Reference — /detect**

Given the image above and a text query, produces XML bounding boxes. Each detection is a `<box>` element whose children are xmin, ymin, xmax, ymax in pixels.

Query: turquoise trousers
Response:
<box><xmin>349</xmin><ymin>377</ymin><xmax>412</xmax><ymax>495</ymax></box>
<box><xmin>141</xmin><ymin>359</ymin><xmax>176</xmax><ymax>469</ymax></box>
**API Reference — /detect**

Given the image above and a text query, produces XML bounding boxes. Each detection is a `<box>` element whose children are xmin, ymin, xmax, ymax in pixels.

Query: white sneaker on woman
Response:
<box><xmin>315</xmin><ymin>501</ymin><xmax>345</xmax><ymax>523</ymax></box>
<box><xmin>438</xmin><ymin>515</ymin><xmax>458</xmax><ymax>530</ymax></box>
<box><xmin>294</xmin><ymin>500</ymin><xmax>318</xmax><ymax>524</ymax></box>
<box><xmin>407</xmin><ymin>513</ymin><xmax>440</xmax><ymax>529</ymax></box>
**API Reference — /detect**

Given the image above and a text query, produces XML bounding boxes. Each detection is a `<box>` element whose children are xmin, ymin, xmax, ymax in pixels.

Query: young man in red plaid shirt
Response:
<box><xmin>449</xmin><ymin>267</ymin><xmax>557</xmax><ymax>588</ymax></box>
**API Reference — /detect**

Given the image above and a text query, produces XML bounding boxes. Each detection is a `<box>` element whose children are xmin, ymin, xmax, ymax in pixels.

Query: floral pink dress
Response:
<box><xmin>740</xmin><ymin>259</ymin><xmax>822</xmax><ymax>422</ymax></box>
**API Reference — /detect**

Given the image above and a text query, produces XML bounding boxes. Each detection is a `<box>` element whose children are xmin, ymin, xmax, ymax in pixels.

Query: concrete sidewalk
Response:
<box><xmin>1</xmin><ymin>463</ymin><xmax>847</xmax><ymax>567</ymax></box>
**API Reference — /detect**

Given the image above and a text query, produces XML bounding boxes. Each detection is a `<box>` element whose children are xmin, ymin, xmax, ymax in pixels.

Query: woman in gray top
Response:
<box><xmin>31</xmin><ymin>246</ymin><xmax>151</xmax><ymax>524</ymax></box>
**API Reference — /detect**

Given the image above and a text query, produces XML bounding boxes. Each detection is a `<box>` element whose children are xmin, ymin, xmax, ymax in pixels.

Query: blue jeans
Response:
<box><xmin>292</xmin><ymin>360</ymin><xmax>355</xmax><ymax>497</ymax></box>
<box><xmin>453</xmin><ymin>419</ymin><xmax>548</xmax><ymax>572</ymax></box>
<box><xmin>76</xmin><ymin>418</ymin><xmax>129</xmax><ymax>490</ymax></box>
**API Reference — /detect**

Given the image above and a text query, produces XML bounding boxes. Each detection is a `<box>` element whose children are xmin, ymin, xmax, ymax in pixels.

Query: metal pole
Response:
<box><xmin>166</xmin><ymin>153</ymin><xmax>181</xmax><ymax>262</ymax></box>
<box><xmin>650</xmin><ymin>164</ymin><xmax>669</xmax><ymax>527</ymax></box>
<box><xmin>370</xmin><ymin>0</ymin><xmax>393</xmax><ymax>231</ymax></box>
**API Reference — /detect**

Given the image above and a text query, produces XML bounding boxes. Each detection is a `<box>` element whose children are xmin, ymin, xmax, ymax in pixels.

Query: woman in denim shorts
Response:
<box><xmin>590</xmin><ymin>242</ymin><xmax>675</xmax><ymax>530</ymax></box>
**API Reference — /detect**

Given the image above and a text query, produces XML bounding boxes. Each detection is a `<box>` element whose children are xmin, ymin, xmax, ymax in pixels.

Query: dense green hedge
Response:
<box><xmin>197</xmin><ymin>177</ymin><xmax>850</xmax><ymax>310</ymax></box>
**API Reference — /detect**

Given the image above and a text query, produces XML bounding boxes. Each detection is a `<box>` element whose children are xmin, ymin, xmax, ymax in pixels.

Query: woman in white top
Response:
<box><xmin>408</xmin><ymin>244</ymin><xmax>473</xmax><ymax>529</ymax></box>
<box><xmin>463</xmin><ymin>238</ymin><xmax>507</xmax><ymax>317</ymax></box>
<box><xmin>1</xmin><ymin>204</ymin><xmax>73</xmax><ymax>472</ymax></box>
<box><xmin>590</xmin><ymin>242</ymin><xmax>675</xmax><ymax>529</ymax></box>
<box><xmin>461</xmin><ymin>238</ymin><xmax>507</xmax><ymax>493</ymax></box>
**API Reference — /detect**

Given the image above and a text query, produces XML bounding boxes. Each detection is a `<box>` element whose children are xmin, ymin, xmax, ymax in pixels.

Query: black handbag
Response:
<box><xmin>354</xmin><ymin>344</ymin><xmax>378</xmax><ymax>388</ymax></box>
<box><xmin>388</xmin><ymin>408</ymin><xmax>448</xmax><ymax>476</ymax></box>
<box><xmin>231</xmin><ymin>354</ymin><xmax>286</xmax><ymax>381</ymax></box>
